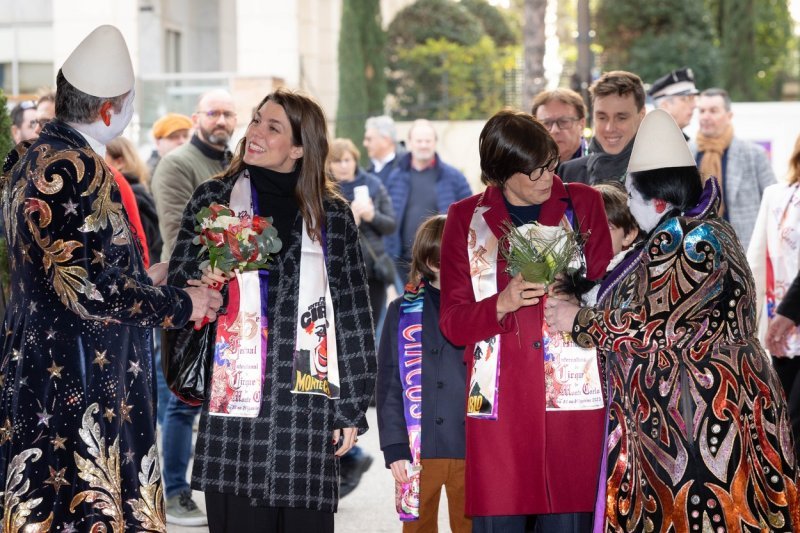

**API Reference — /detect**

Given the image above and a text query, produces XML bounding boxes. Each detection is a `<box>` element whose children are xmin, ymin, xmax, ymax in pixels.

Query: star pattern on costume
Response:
<box><xmin>0</xmin><ymin>373</ymin><xmax>5</xmax><ymax>388</ymax></box>
<box><xmin>0</xmin><ymin>419</ymin><xmax>13</xmax><ymax>445</ymax></box>
<box><xmin>123</xmin><ymin>449</ymin><xmax>136</xmax><ymax>465</ymax></box>
<box><xmin>45</xmin><ymin>466</ymin><xmax>70</xmax><ymax>493</ymax></box>
<box><xmin>61</xmin><ymin>522</ymin><xmax>78</xmax><ymax>533</ymax></box>
<box><xmin>123</xmin><ymin>277</ymin><xmax>137</xmax><ymax>290</ymax></box>
<box><xmin>91</xmin><ymin>249</ymin><xmax>106</xmax><ymax>266</ymax></box>
<box><xmin>93</xmin><ymin>349</ymin><xmax>109</xmax><ymax>369</ymax></box>
<box><xmin>28</xmin><ymin>301</ymin><xmax>38</xmax><ymax>314</ymax></box>
<box><xmin>36</xmin><ymin>409</ymin><xmax>52</xmax><ymax>427</ymax></box>
<box><xmin>62</xmin><ymin>199</ymin><xmax>79</xmax><ymax>216</ymax></box>
<box><xmin>127</xmin><ymin>300</ymin><xmax>143</xmax><ymax>316</ymax></box>
<box><xmin>11</xmin><ymin>349</ymin><xmax>21</xmax><ymax>361</ymax></box>
<box><xmin>45</xmin><ymin>327</ymin><xmax>57</xmax><ymax>340</ymax></box>
<box><xmin>20</xmin><ymin>243</ymin><xmax>32</xmax><ymax>264</ymax></box>
<box><xmin>51</xmin><ymin>433</ymin><xmax>68</xmax><ymax>451</ymax></box>
<box><xmin>127</xmin><ymin>360</ymin><xmax>142</xmax><ymax>379</ymax></box>
<box><xmin>47</xmin><ymin>361</ymin><xmax>64</xmax><ymax>379</ymax></box>
<box><xmin>161</xmin><ymin>315</ymin><xmax>175</xmax><ymax>328</ymax></box>
<box><xmin>103</xmin><ymin>408</ymin><xmax>115</xmax><ymax>423</ymax></box>
<box><xmin>119</xmin><ymin>400</ymin><xmax>133</xmax><ymax>423</ymax></box>
<box><xmin>109</xmin><ymin>282</ymin><xmax>119</xmax><ymax>295</ymax></box>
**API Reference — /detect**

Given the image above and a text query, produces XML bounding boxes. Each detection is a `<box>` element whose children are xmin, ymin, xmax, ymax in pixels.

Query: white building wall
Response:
<box><xmin>297</xmin><ymin>0</ymin><xmax>339</xmax><ymax>118</ymax></box>
<box><xmin>51</xmin><ymin>0</ymin><xmax>139</xmax><ymax>78</ymax></box>
<box><xmin>235</xmin><ymin>0</ymin><xmax>298</xmax><ymax>81</ymax></box>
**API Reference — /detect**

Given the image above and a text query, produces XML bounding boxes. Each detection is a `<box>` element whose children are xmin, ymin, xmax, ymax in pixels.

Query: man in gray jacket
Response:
<box><xmin>150</xmin><ymin>88</ymin><xmax>236</xmax><ymax>526</ymax></box>
<box><xmin>693</xmin><ymin>88</ymin><xmax>775</xmax><ymax>250</ymax></box>
<box><xmin>151</xmin><ymin>89</ymin><xmax>236</xmax><ymax>261</ymax></box>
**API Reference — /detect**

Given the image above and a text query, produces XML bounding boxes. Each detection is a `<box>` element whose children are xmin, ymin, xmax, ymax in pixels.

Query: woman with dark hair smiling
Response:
<box><xmin>439</xmin><ymin>109</ymin><xmax>613</xmax><ymax>532</ymax></box>
<box><xmin>545</xmin><ymin>110</ymin><xmax>800</xmax><ymax>531</ymax></box>
<box><xmin>167</xmin><ymin>88</ymin><xmax>377</xmax><ymax>533</ymax></box>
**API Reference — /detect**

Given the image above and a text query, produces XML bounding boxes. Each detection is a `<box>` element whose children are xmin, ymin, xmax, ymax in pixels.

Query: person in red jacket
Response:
<box><xmin>439</xmin><ymin>109</ymin><xmax>612</xmax><ymax>532</ymax></box>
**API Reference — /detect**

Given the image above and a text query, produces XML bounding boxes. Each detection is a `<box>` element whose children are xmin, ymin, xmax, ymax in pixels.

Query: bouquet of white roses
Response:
<box><xmin>499</xmin><ymin>220</ymin><xmax>584</xmax><ymax>285</ymax></box>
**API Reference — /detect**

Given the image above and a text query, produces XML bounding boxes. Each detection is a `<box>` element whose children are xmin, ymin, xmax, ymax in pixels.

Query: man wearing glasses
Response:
<box><xmin>531</xmin><ymin>88</ymin><xmax>587</xmax><ymax>164</ymax></box>
<box><xmin>10</xmin><ymin>100</ymin><xmax>39</xmax><ymax>144</ymax></box>
<box><xmin>150</xmin><ymin>88</ymin><xmax>236</xmax><ymax>527</ymax></box>
<box><xmin>34</xmin><ymin>93</ymin><xmax>56</xmax><ymax>135</ymax></box>
<box><xmin>151</xmin><ymin>89</ymin><xmax>236</xmax><ymax>262</ymax></box>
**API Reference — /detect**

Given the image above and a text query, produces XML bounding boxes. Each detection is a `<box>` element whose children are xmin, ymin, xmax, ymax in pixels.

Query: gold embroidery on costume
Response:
<box><xmin>70</xmin><ymin>404</ymin><xmax>124</xmax><ymax>533</ymax></box>
<box><xmin>4</xmin><ymin>180</ymin><xmax>27</xmax><ymax>249</ymax></box>
<box><xmin>2</xmin><ymin>448</ymin><xmax>54</xmax><ymax>533</ymax></box>
<box><xmin>78</xmin><ymin>163</ymin><xmax>129</xmax><ymax>247</ymax></box>
<box><xmin>29</xmin><ymin>145</ymin><xmax>84</xmax><ymax>196</ymax></box>
<box><xmin>23</xmin><ymin>198</ymin><xmax>103</xmax><ymax>316</ymax></box>
<box><xmin>126</xmin><ymin>445</ymin><xmax>166</xmax><ymax>532</ymax></box>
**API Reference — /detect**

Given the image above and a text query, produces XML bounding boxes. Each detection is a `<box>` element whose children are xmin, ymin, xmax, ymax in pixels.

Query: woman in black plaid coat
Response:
<box><xmin>167</xmin><ymin>89</ymin><xmax>377</xmax><ymax>533</ymax></box>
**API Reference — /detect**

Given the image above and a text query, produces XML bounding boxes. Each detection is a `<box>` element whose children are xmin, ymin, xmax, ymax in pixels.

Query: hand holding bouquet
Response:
<box><xmin>500</xmin><ymin>221</ymin><xmax>584</xmax><ymax>286</ymax></box>
<box><xmin>190</xmin><ymin>203</ymin><xmax>282</xmax><ymax>328</ymax></box>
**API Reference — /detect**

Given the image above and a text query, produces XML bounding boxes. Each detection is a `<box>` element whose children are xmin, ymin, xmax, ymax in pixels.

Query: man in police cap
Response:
<box><xmin>0</xmin><ymin>25</ymin><xmax>221</xmax><ymax>530</ymax></box>
<box><xmin>649</xmin><ymin>67</ymin><xmax>699</xmax><ymax>137</ymax></box>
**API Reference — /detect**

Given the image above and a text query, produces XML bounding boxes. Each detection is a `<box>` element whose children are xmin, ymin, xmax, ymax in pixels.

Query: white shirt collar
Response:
<box><xmin>371</xmin><ymin>151</ymin><xmax>396</xmax><ymax>173</ymax></box>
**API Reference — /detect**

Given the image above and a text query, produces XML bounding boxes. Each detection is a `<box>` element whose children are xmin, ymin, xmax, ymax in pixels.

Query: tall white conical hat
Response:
<box><xmin>627</xmin><ymin>109</ymin><xmax>696</xmax><ymax>173</ymax></box>
<box><xmin>61</xmin><ymin>25</ymin><xmax>134</xmax><ymax>98</ymax></box>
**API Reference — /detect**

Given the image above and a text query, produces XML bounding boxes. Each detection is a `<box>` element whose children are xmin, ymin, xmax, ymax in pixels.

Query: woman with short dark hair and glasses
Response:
<box><xmin>438</xmin><ymin>109</ymin><xmax>613</xmax><ymax>532</ymax></box>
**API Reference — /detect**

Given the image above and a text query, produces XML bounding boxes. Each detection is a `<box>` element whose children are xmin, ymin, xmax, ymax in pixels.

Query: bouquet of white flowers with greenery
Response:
<box><xmin>499</xmin><ymin>220</ymin><xmax>585</xmax><ymax>285</ymax></box>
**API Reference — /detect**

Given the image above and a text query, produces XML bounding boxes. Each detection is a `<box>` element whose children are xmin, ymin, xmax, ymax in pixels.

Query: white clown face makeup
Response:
<box><xmin>626</xmin><ymin>178</ymin><xmax>666</xmax><ymax>233</ymax></box>
<box><xmin>78</xmin><ymin>90</ymin><xmax>135</xmax><ymax>146</ymax></box>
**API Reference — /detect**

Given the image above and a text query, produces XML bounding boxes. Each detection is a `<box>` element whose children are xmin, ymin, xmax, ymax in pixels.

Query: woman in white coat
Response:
<box><xmin>747</xmin><ymin>132</ymin><xmax>800</xmax><ymax>462</ymax></box>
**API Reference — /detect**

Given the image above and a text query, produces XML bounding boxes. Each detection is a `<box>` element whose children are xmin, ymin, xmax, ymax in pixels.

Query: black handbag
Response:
<box><xmin>361</xmin><ymin>236</ymin><xmax>396</xmax><ymax>284</ymax></box>
<box><xmin>161</xmin><ymin>322</ymin><xmax>215</xmax><ymax>406</ymax></box>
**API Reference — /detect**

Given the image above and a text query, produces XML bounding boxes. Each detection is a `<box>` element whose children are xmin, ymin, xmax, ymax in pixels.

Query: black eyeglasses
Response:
<box><xmin>540</xmin><ymin>117</ymin><xmax>579</xmax><ymax>131</ymax></box>
<box><xmin>528</xmin><ymin>158</ymin><xmax>560</xmax><ymax>182</ymax></box>
<box><xmin>198</xmin><ymin>109</ymin><xmax>237</xmax><ymax>120</ymax></box>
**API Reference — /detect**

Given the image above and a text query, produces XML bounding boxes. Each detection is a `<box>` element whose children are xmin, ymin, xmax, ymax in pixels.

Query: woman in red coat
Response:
<box><xmin>439</xmin><ymin>110</ymin><xmax>613</xmax><ymax>532</ymax></box>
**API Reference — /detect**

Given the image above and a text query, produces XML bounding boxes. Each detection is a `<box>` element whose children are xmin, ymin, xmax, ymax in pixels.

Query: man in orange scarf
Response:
<box><xmin>693</xmin><ymin>88</ymin><xmax>775</xmax><ymax>250</ymax></box>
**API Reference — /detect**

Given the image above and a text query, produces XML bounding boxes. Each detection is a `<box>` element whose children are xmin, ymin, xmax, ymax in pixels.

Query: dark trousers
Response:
<box><xmin>368</xmin><ymin>278</ymin><xmax>387</xmax><ymax>333</ymax></box>
<box><xmin>772</xmin><ymin>355</ymin><xmax>800</xmax><ymax>462</ymax></box>
<box><xmin>205</xmin><ymin>492</ymin><xmax>334</xmax><ymax>533</ymax></box>
<box><xmin>471</xmin><ymin>512</ymin><xmax>592</xmax><ymax>533</ymax></box>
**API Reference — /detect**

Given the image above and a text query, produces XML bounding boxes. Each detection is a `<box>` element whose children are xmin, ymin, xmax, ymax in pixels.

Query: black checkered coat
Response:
<box><xmin>167</xmin><ymin>173</ymin><xmax>377</xmax><ymax>512</ymax></box>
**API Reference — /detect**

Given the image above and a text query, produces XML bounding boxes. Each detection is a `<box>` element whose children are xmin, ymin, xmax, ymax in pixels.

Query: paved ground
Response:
<box><xmin>168</xmin><ymin>407</ymin><xmax>450</xmax><ymax>532</ymax></box>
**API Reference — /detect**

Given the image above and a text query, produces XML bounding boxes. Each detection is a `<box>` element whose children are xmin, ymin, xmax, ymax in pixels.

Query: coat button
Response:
<box><xmin>435</xmin><ymin>417</ymin><xmax>444</xmax><ymax>425</ymax></box>
<box><xmin>431</xmin><ymin>348</ymin><xmax>439</xmax><ymax>354</ymax></box>
<box><xmin>437</xmin><ymin>381</ymin><xmax>444</xmax><ymax>389</ymax></box>
<box><xmin>533</xmin><ymin>341</ymin><xmax>542</xmax><ymax>349</ymax></box>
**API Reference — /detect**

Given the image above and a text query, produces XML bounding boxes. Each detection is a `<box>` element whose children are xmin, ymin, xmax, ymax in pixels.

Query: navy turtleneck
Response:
<box><xmin>247</xmin><ymin>164</ymin><xmax>300</xmax><ymax>251</ymax></box>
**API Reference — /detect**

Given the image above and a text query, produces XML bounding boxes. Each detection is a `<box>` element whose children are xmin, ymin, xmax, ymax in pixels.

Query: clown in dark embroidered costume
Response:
<box><xmin>0</xmin><ymin>25</ymin><xmax>218</xmax><ymax>532</ymax></box>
